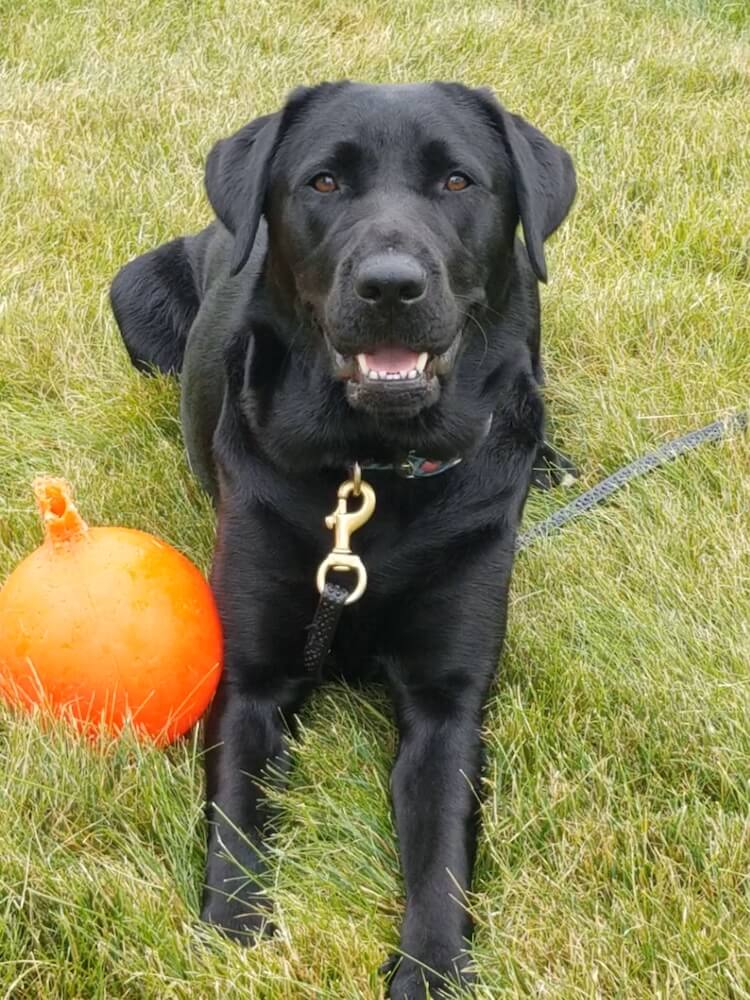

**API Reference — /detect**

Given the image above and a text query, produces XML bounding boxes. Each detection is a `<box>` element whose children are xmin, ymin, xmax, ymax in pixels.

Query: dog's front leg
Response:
<box><xmin>200</xmin><ymin>675</ymin><xmax>308</xmax><ymax>940</ymax></box>
<box><xmin>384</xmin><ymin>672</ymin><xmax>491</xmax><ymax>999</ymax></box>
<box><xmin>200</xmin><ymin>511</ymin><xmax>317</xmax><ymax>941</ymax></box>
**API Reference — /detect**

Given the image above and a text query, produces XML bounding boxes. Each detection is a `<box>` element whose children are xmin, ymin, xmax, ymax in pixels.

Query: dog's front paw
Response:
<box><xmin>200</xmin><ymin>890</ymin><xmax>276</xmax><ymax>944</ymax></box>
<box><xmin>531</xmin><ymin>440</ymin><xmax>579</xmax><ymax>490</ymax></box>
<box><xmin>381</xmin><ymin>951</ymin><xmax>475</xmax><ymax>999</ymax></box>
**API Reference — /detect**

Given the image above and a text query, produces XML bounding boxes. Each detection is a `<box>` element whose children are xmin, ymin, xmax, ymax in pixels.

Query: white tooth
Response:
<box><xmin>368</xmin><ymin>369</ymin><xmax>380</xmax><ymax>380</ymax></box>
<box><xmin>407</xmin><ymin>369</ymin><xmax>419</xmax><ymax>379</ymax></box>
<box><xmin>356</xmin><ymin>354</ymin><xmax>368</xmax><ymax>374</ymax></box>
<box><xmin>416</xmin><ymin>352</ymin><xmax>429</xmax><ymax>373</ymax></box>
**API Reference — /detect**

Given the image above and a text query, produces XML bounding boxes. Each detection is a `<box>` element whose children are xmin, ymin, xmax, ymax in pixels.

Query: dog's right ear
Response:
<box><xmin>205</xmin><ymin>83</ymin><xmax>347</xmax><ymax>277</ymax></box>
<box><xmin>204</xmin><ymin>111</ymin><xmax>282</xmax><ymax>277</ymax></box>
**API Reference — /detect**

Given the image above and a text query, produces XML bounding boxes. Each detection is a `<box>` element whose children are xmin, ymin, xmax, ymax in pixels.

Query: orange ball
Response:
<box><xmin>0</xmin><ymin>478</ymin><xmax>222</xmax><ymax>743</ymax></box>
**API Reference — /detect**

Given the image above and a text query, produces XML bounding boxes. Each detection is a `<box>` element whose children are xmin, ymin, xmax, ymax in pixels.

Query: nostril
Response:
<box><xmin>356</xmin><ymin>278</ymin><xmax>383</xmax><ymax>303</ymax></box>
<box><xmin>398</xmin><ymin>275</ymin><xmax>426</xmax><ymax>303</ymax></box>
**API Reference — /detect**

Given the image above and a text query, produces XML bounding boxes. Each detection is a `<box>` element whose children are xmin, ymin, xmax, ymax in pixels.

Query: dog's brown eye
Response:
<box><xmin>445</xmin><ymin>173</ymin><xmax>471</xmax><ymax>192</ymax></box>
<box><xmin>310</xmin><ymin>173</ymin><xmax>338</xmax><ymax>193</ymax></box>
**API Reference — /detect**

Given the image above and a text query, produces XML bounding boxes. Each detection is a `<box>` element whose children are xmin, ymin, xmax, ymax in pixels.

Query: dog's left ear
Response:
<box><xmin>205</xmin><ymin>111</ymin><xmax>282</xmax><ymax>277</ymax></box>
<box><xmin>476</xmin><ymin>89</ymin><xmax>577</xmax><ymax>283</ymax></box>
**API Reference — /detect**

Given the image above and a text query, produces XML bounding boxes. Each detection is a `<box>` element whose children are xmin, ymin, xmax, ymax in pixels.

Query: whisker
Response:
<box><xmin>458</xmin><ymin>308</ymin><xmax>489</xmax><ymax>364</ymax></box>
<box><xmin>454</xmin><ymin>293</ymin><xmax>506</xmax><ymax>324</ymax></box>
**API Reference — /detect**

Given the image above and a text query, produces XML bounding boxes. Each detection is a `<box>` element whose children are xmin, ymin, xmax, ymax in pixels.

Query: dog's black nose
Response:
<box><xmin>354</xmin><ymin>253</ymin><xmax>427</xmax><ymax>306</ymax></box>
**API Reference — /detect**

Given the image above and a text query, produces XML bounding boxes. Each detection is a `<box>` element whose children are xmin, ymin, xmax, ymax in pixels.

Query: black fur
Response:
<box><xmin>110</xmin><ymin>81</ymin><xmax>576</xmax><ymax>999</ymax></box>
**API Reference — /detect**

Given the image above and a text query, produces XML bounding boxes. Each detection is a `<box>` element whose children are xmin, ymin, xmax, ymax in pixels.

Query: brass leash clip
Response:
<box><xmin>316</xmin><ymin>463</ymin><xmax>376</xmax><ymax>605</ymax></box>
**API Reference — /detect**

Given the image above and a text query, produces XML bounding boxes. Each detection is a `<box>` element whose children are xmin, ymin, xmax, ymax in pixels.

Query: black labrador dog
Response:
<box><xmin>110</xmin><ymin>81</ymin><xmax>576</xmax><ymax>999</ymax></box>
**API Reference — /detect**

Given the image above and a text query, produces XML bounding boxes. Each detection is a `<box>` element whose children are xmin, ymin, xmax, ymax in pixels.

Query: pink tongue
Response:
<box><xmin>364</xmin><ymin>346</ymin><xmax>419</xmax><ymax>374</ymax></box>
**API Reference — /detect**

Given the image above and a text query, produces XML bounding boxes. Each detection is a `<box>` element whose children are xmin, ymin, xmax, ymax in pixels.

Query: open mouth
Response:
<box><xmin>356</xmin><ymin>346</ymin><xmax>429</xmax><ymax>382</ymax></box>
<box><xmin>331</xmin><ymin>339</ymin><xmax>461</xmax><ymax>387</ymax></box>
<box><xmin>325</xmin><ymin>334</ymin><xmax>463</xmax><ymax>418</ymax></box>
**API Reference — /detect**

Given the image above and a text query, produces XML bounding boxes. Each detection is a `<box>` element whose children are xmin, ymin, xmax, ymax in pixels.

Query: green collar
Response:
<box><xmin>359</xmin><ymin>416</ymin><xmax>493</xmax><ymax>479</ymax></box>
<box><xmin>361</xmin><ymin>453</ymin><xmax>463</xmax><ymax>478</ymax></box>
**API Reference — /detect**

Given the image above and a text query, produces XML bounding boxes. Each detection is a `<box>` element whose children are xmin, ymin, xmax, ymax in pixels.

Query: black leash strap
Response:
<box><xmin>303</xmin><ymin>581</ymin><xmax>350</xmax><ymax>675</ymax></box>
<box><xmin>517</xmin><ymin>410</ymin><xmax>748</xmax><ymax>550</ymax></box>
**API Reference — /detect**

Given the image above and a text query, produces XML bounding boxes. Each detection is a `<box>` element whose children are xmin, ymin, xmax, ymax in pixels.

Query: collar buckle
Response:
<box><xmin>316</xmin><ymin>470</ymin><xmax>376</xmax><ymax>605</ymax></box>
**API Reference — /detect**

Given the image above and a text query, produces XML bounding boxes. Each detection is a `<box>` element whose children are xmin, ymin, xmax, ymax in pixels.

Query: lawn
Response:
<box><xmin>1</xmin><ymin>0</ymin><xmax>749</xmax><ymax>996</ymax></box>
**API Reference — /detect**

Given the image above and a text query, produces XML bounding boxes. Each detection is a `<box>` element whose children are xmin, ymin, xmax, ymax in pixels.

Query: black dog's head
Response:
<box><xmin>205</xmin><ymin>82</ymin><xmax>575</xmax><ymax>428</ymax></box>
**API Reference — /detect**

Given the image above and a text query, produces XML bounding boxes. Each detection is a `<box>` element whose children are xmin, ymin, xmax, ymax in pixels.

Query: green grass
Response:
<box><xmin>1</xmin><ymin>0</ymin><xmax>749</xmax><ymax>996</ymax></box>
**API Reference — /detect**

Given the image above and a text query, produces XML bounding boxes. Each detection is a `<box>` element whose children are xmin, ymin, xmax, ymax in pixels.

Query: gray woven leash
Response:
<box><xmin>517</xmin><ymin>410</ymin><xmax>748</xmax><ymax>551</ymax></box>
